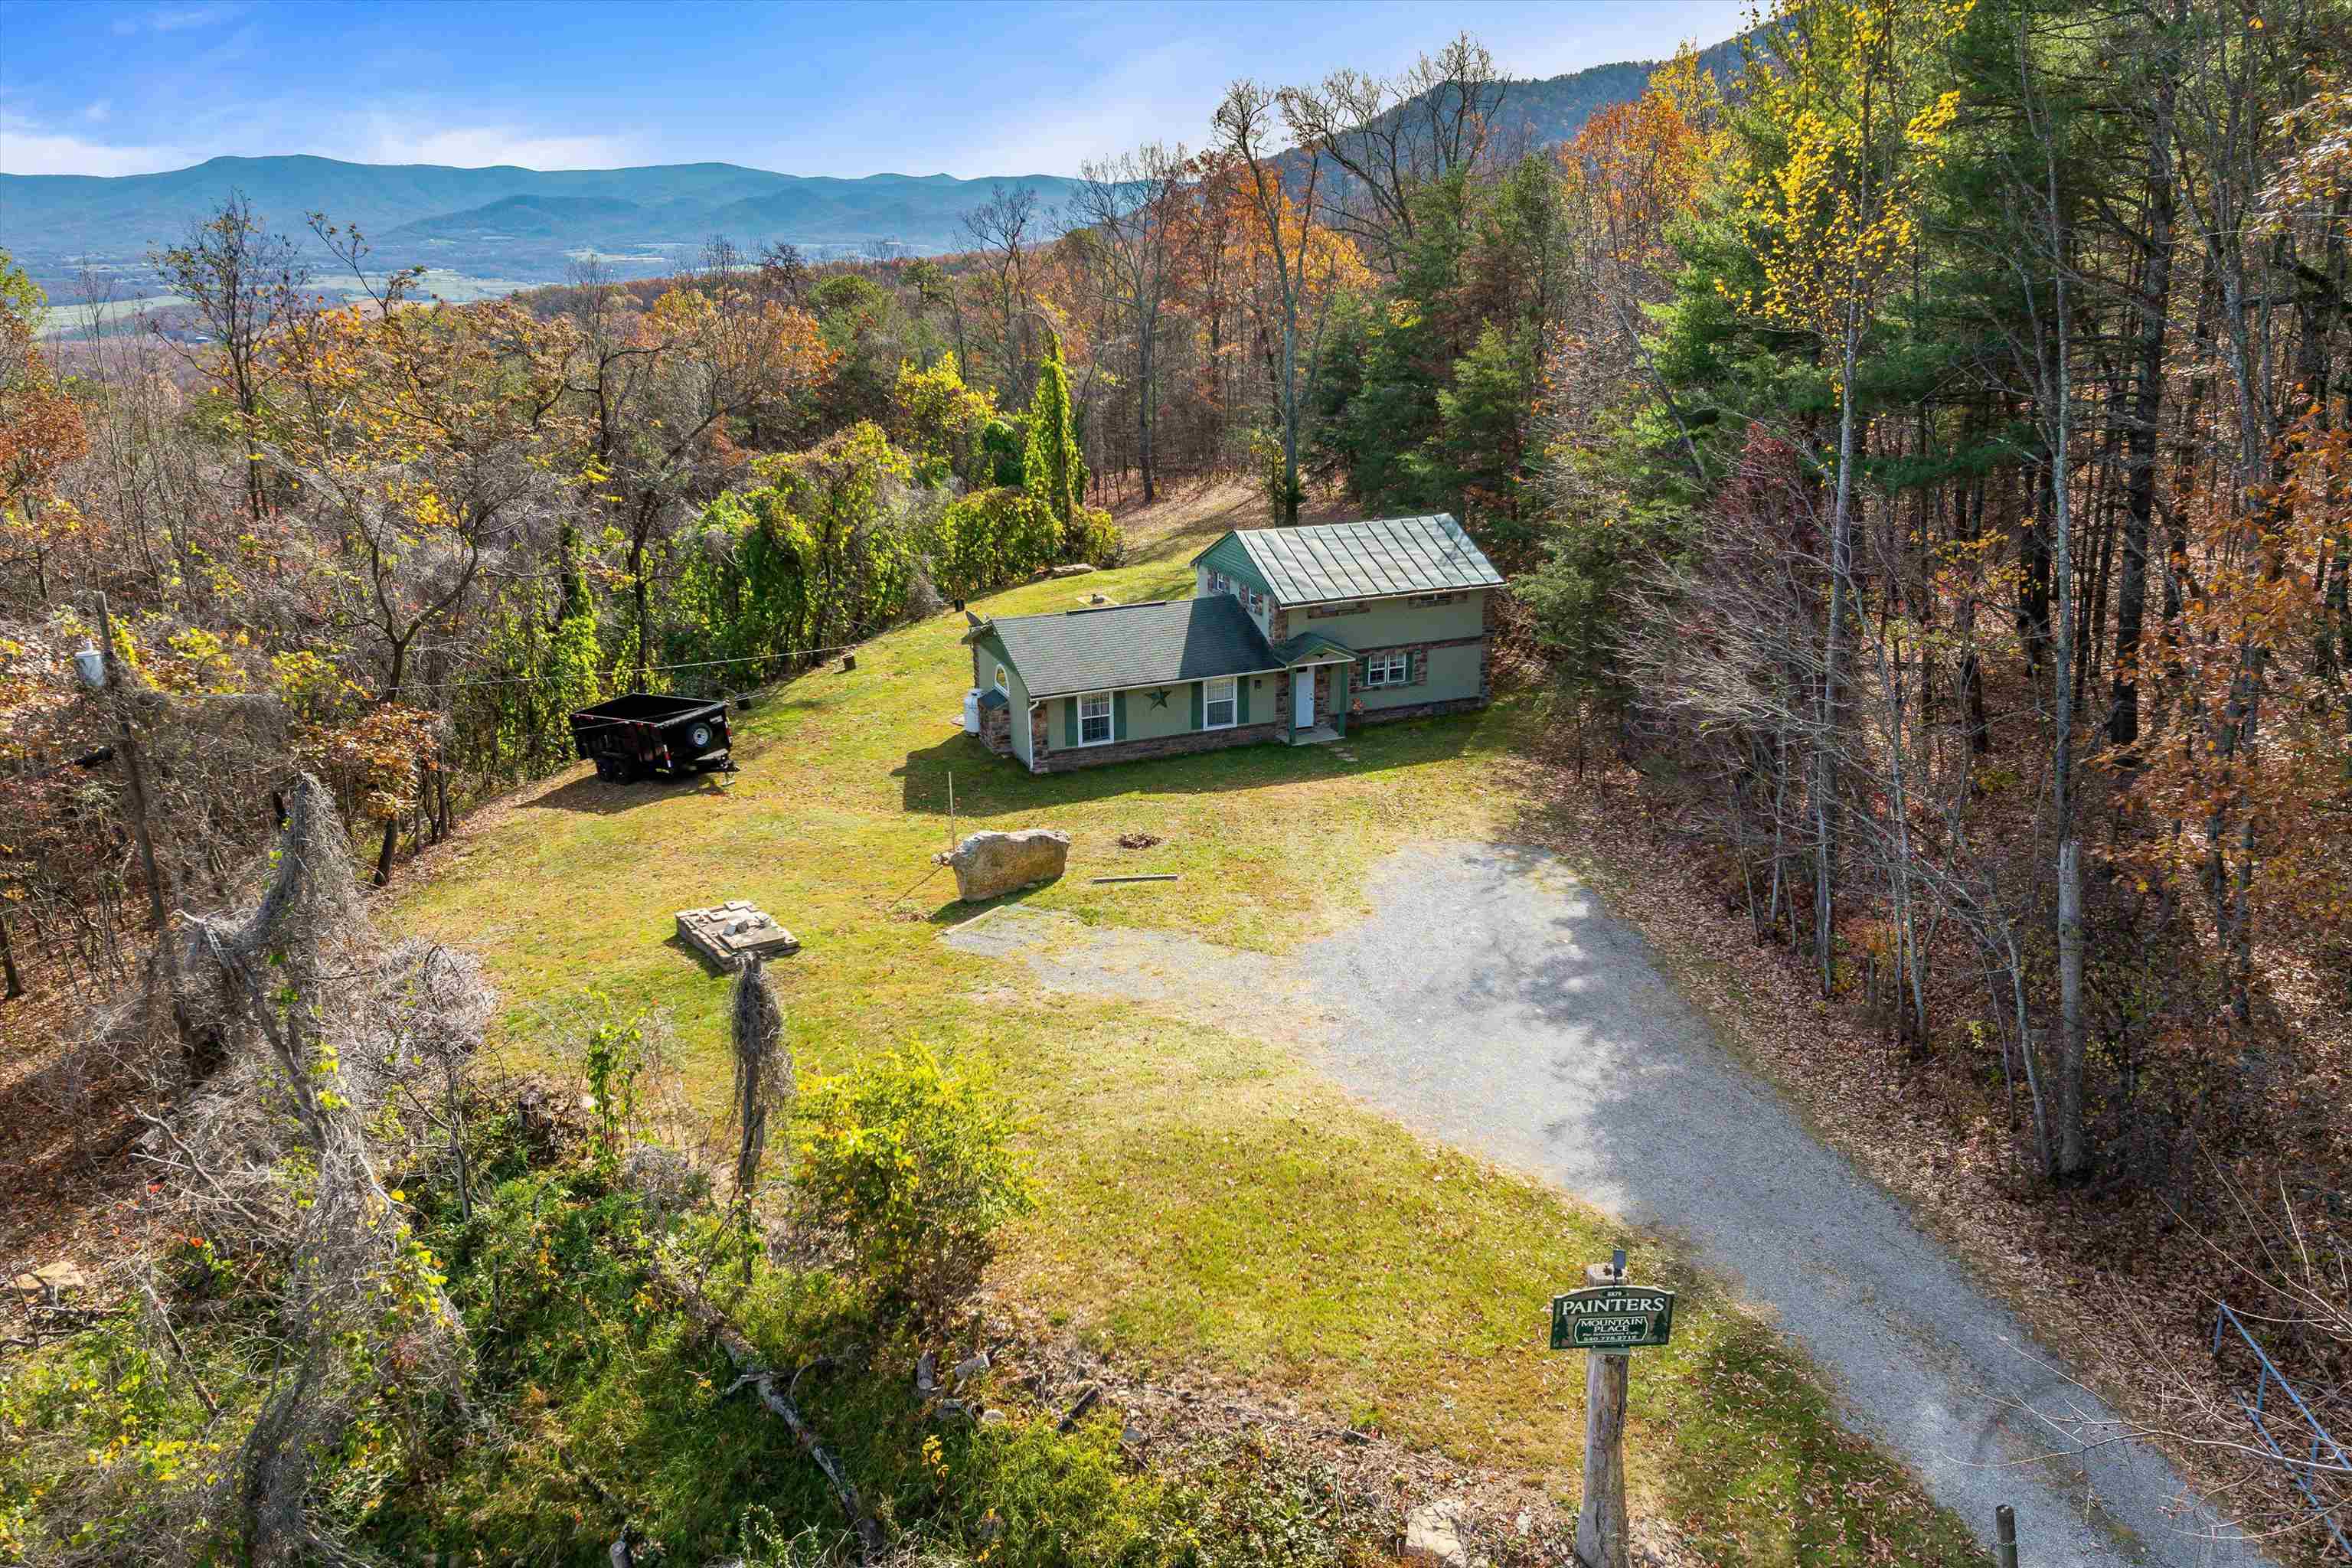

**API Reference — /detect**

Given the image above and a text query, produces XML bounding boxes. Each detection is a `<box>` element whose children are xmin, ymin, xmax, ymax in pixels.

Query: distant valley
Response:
<box><xmin>5</xmin><ymin>42</ymin><xmax>1726</xmax><ymax>328</ymax></box>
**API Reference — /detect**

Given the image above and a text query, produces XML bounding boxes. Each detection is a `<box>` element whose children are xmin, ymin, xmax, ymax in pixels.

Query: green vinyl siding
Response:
<box><xmin>1355</xmin><ymin>641</ymin><xmax>1482</xmax><ymax>711</ymax></box>
<box><xmin>1300</xmin><ymin>590</ymin><xmax>1485</xmax><ymax>648</ymax></box>
<box><xmin>1125</xmin><ymin>685</ymin><xmax>1194</xmax><ymax>740</ymax></box>
<box><xmin>1194</xmin><ymin>533</ymin><xmax>1273</xmax><ymax>597</ymax></box>
<box><xmin>972</xmin><ymin>630</ymin><xmax>1022</xmax><ymax>700</ymax></box>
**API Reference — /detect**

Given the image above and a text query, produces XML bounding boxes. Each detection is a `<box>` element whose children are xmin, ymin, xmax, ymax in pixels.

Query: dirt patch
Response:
<box><xmin>940</xmin><ymin>906</ymin><xmax>1305</xmax><ymax>1029</ymax></box>
<box><xmin>1117</xmin><ymin>832</ymin><xmax>1164</xmax><ymax>850</ymax></box>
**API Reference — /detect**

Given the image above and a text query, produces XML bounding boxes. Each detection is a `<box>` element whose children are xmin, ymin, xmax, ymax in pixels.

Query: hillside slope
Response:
<box><xmin>370</xmin><ymin>480</ymin><xmax>1984</xmax><ymax>1561</ymax></box>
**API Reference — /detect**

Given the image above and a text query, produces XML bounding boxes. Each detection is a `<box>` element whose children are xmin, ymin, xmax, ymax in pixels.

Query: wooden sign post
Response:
<box><xmin>1550</xmin><ymin>1249</ymin><xmax>1675</xmax><ymax>1568</ymax></box>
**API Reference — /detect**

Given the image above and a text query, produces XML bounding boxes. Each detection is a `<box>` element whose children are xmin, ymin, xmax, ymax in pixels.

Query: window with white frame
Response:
<box><xmin>1364</xmin><ymin>649</ymin><xmax>1410</xmax><ymax>688</ymax></box>
<box><xmin>993</xmin><ymin>662</ymin><xmax>1009</xmax><ymax>693</ymax></box>
<box><xmin>1077</xmin><ymin>691</ymin><xmax>1113</xmax><ymax>745</ymax></box>
<box><xmin>1202</xmin><ymin>675</ymin><xmax>1237</xmax><ymax>729</ymax></box>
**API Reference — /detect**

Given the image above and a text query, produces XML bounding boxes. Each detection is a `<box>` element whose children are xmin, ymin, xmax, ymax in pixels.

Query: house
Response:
<box><xmin>962</xmin><ymin>514</ymin><xmax>1503</xmax><ymax>773</ymax></box>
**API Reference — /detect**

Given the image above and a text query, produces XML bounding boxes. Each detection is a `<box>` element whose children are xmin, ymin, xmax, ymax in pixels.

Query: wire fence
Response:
<box><xmin>2212</xmin><ymin>1301</ymin><xmax>2352</xmax><ymax>1558</ymax></box>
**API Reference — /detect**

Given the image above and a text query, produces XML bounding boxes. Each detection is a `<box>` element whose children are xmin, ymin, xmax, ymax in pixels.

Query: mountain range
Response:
<box><xmin>4</xmin><ymin>38</ymin><xmax>1744</xmax><ymax>310</ymax></box>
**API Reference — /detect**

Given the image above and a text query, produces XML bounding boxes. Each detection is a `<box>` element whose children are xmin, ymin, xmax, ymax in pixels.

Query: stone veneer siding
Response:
<box><xmin>1274</xmin><ymin>664</ymin><xmax>1338</xmax><ymax>736</ymax></box>
<box><xmin>1348</xmin><ymin>693</ymin><xmax>1487</xmax><ymax>727</ymax></box>
<box><xmin>1031</xmin><ymin>720</ymin><xmax>1279</xmax><ymax>773</ymax></box>
<box><xmin>978</xmin><ymin>702</ymin><xmax>1012</xmax><ymax>755</ymax></box>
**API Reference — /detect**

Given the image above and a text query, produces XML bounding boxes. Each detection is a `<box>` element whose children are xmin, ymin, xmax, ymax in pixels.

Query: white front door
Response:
<box><xmin>1293</xmin><ymin>669</ymin><xmax>1316</xmax><ymax>730</ymax></box>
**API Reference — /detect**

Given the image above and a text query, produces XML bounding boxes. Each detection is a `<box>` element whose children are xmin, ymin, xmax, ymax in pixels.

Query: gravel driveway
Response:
<box><xmin>1302</xmin><ymin>843</ymin><xmax>2267</xmax><ymax>1566</ymax></box>
<box><xmin>944</xmin><ymin>840</ymin><xmax>2271</xmax><ymax>1564</ymax></box>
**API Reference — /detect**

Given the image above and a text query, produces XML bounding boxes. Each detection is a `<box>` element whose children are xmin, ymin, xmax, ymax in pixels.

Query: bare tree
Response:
<box><xmin>1282</xmin><ymin>32</ymin><xmax>1508</xmax><ymax>273</ymax></box>
<box><xmin>756</xmin><ymin>240</ymin><xmax>809</xmax><ymax>305</ymax></box>
<box><xmin>1214</xmin><ymin>81</ymin><xmax>1343</xmax><ymax>524</ymax></box>
<box><xmin>1073</xmin><ymin>142</ymin><xmax>1187</xmax><ymax>502</ymax></box>
<box><xmin>149</xmin><ymin>191</ymin><xmax>311</xmax><ymax>522</ymax></box>
<box><xmin>961</xmin><ymin>181</ymin><xmax>1045</xmax><ymax>403</ymax></box>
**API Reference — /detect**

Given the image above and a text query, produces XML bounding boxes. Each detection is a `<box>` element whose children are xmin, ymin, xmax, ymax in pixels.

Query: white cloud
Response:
<box><xmin>354</xmin><ymin>118</ymin><xmax>640</xmax><ymax>171</ymax></box>
<box><xmin>861</xmin><ymin>38</ymin><xmax>1223</xmax><ymax>178</ymax></box>
<box><xmin>83</xmin><ymin>100</ymin><xmax>112</xmax><ymax>123</ymax></box>
<box><xmin>0</xmin><ymin>112</ymin><xmax>188</xmax><ymax>175</ymax></box>
<box><xmin>112</xmin><ymin>4</ymin><xmax>242</xmax><ymax>35</ymax></box>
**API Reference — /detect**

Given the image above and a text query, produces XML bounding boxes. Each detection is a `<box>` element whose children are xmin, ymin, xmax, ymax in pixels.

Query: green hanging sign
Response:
<box><xmin>1550</xmin><ymin>1284</ymin><xmax>1677</xmax><ymax>1351</ymax></box>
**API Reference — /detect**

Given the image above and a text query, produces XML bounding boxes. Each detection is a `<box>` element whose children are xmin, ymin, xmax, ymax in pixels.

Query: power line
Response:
<box><xmin>152</xmin><ymin>642</ymin><xmax>866</xmax><ymax>703</ymax></box>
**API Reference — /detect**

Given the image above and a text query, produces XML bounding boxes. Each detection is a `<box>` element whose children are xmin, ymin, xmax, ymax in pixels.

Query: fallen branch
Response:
<box><xmin>661</xmin><ymin>1263</ymin><xmax>885</xmax><ymax>1560</ymax></box>
<box><xmin>1088</xmin><ymin>874</ymin><xmax>1180</xmax><ymax>884</ymax></box>
<box><xmin>138</xmin><ymin>1277</ymin><xmax>220</xmax><ymax>1419</ymax></box>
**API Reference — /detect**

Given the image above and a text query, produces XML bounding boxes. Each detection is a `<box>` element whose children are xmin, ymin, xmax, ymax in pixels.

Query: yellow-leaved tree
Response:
<box><xmin>1732</xmin><ymin>0</ymin><xmax>1972</xmax><ymax>994</ymax></box>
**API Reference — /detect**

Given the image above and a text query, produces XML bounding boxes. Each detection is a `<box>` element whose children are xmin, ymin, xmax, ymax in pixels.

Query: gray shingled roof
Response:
<box><xmin>1207</xmin><ymin>514</ymin><xmax>1503</xmax><ymax>606</ymax></box>
<box><xmin>1269</xmin><ymin>629</ymin><xmax>1357</xmax><ymax>665</ymax></box>
<box><xmin>981</xmin><ymin>596</ymin><xmax>1279</xmax><ymax>698</ymax></box>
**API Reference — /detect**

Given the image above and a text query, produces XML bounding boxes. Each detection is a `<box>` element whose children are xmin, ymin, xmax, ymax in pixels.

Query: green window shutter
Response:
<box><xmin>1237</xmin><ymin>678</ymin><xmax>1251</xmax><ymax>725</ymax></box>
<box><xmin>1113</xmin><ymin>690</ymin><xmax>1129</xmax><ymax>741</ymax></box>
<box><xmin>1063</xmin><ymin>698</ymin><xmax>1076</xmax><ymax>748</ymax></box>
<box><xmin>1412</xmin><ymin>648</ymin><xmax>1427</xmax><ymax>687</ymax></box>
<box><xmin>1354</xmin><ymin>656</ymin><xmax>1370</xmax><ymax>688</ymax></box>
<box><xmin>1189</xmin><ymin>682</ymin><xmax>1204</xmax><ymax>729</ymax></box>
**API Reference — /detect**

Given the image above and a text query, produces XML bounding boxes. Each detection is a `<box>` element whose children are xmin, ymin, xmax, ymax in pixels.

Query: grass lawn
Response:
<box><xmin>392</xmin><ymin>487</ymin><xmax>1987</xmax><ymax>1563</ymax></box>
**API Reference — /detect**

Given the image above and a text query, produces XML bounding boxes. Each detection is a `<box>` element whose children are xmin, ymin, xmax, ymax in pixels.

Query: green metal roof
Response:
<box><xmin>1194</xmin><ymin>514</ymin><xmax>1503</xmax><ymax>606</ymax></box>
<box><xmin>1269</xmin><ymin>629</ymin><xmax>1357</xmax><ymax>665</ymax></box>
<box><xmin>978</xmin><ymin>596</ymin><xmax>1280</xmax><ymax>699</ymax></box>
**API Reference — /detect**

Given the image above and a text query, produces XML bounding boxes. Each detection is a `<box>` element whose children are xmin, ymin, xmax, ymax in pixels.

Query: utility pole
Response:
<box><xmin>96</xmin><ymin>593</ymin><xmax>168</xmax><ymax>933</ymax></box>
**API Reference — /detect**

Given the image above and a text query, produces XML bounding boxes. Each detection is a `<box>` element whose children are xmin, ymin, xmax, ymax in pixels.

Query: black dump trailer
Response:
<box><xmin>569</xmin><ymin>693</ymin><xmax>736</xmax><ymax>782</ymax></box>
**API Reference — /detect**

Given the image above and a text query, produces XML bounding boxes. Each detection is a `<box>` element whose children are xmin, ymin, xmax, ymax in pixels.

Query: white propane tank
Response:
<box><xmin>962</xmin><ymin>688</ymin><xmax>981</xmax><ymax>735</ymax></box>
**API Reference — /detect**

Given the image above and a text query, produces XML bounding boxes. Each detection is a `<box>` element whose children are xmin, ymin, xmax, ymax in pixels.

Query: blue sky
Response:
<box><xmin>2</xmin><ymin>1</ymin><xmax>1751</xmax><ymax>179</ymax></box>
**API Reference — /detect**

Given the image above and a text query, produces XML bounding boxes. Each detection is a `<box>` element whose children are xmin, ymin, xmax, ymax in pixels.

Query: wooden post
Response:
<box><xmin>947</xmin><ymin>769</ymin><xmax>956</xmax><ymax>850</ymax></box>
<box><xmin>96</xmin><ymin>594</ymin><xmax>167</xmax><ymax>933</ymax></box>
<box><xmin>1575</xmin><ymin>1259</ymin><xmax>1632</xmax><ymax>1568</ymax></box>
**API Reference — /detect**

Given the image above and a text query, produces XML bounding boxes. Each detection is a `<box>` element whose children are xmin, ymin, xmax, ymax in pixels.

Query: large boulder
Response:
<box><xmin>937</xmin><ymin>828</ymin><xmax>1070</xmax><ymax>902</ymax></box>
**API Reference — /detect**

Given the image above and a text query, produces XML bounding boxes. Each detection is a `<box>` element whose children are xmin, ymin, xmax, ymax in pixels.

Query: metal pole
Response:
<box><xmin>96</xmin><ymin>593</ymin><xmax>167</xmax><ymax>933</ymax></box>
<box><xmin>1995</xmin><ymin>1503</ymin><xmax>2018</xmax><ymax>1568</ymax></box>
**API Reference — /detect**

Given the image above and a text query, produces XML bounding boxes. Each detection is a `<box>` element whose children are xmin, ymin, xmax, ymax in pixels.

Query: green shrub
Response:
<box><xmin>1070</xmin><ymin>505</ymin><xmax>1125</xmax><ymax>569</ymax></box>
<box><xmin>932</xmin><ymin>485</ymin><xmax>1063</xmax><ymax>601</ymax></box>
<box><xmin>789</xmin><ymin>1046</ymin><xmax>1038</xmax><ymax>1321</ymax></box>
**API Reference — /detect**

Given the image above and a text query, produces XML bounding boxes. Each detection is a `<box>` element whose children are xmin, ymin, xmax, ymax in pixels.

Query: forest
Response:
<box><xmin>2</xmin><ymin>0</ymin><xmax>2349</xmax><ymax>1561</ymax></box>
